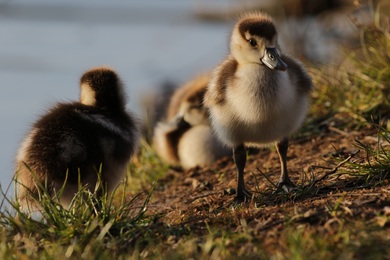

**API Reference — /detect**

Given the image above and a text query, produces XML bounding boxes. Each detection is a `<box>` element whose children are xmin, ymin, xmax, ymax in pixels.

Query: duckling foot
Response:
<box><xmin>274</xmin><ymin>180</ymin><xmax>295</xmax><ymax>194</ymax></box>
<box><xmin>226</xmin><ymin>189</ymin><xmax>252</xmax><ymax>208</ymax></box>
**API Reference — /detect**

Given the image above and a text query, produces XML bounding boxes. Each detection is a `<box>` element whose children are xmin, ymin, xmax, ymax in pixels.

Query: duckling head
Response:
<box><xmin>230</xmin><ymin>12</ymin><xmax>287</xmax><ymax>71</ymax></box>
<box><xmin>166</xmin><ymin>75</ymin><xmax>210</xmax><ymax>127</ymax></box>
<box><xmin>177</xmin><ymin>101</ymin><xmax>209</xmax><ymax>126</ymax></box>
<box><xmin>80</xmin><ymin>67</ymin><xmax>126</xmax><ymax>110</ymax></box>
<box><xmin>177</xmin><ymin>89</ymin><xmax>209</xmax><ymax>126</ymax></box>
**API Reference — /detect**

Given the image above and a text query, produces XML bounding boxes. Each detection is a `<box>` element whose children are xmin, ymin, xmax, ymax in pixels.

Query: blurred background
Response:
<box><xmin>0</xmin><ymin>0</ymin><xmax>385</xmax><ymax>198</ymax></box>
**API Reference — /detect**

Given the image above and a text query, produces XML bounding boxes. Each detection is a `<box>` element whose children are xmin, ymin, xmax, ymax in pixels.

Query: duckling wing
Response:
<box><xmin>281</xmin><ymin>54</ymin><xmax>312</xmax><ymax>93</ymax></box>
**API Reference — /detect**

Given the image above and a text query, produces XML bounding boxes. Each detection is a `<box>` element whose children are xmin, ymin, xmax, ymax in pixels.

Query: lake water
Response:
<box><xmin>0</xmin><ymin>0</ymin><xmax>233</xmax><ymax>201</ymax></box>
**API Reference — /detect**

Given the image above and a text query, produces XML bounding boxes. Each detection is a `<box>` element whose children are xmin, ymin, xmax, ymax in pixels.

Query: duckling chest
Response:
<box><xmin>225</xmin><ymin>67</ymin><xmax>293</xmax><ymax>123</ymax></box>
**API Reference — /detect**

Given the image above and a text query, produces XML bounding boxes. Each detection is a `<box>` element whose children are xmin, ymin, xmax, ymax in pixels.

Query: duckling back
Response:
<box><xmin>166</xmin><ymin>73</ymin><xmax>209</xmax><ymax>122</ymax></box>
<box><xmin>15</xmin><ymin>67</ymin><xmax>139</xmax><ymax>210</ymax></box>
<box><xmin>153</xmin><ymin>74</ymin><xmax>230</xmax><ymax>169</ymax></box>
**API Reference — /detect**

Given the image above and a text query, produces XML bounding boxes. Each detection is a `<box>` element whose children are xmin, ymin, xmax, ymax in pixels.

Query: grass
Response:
<box><xmin>309</xmin><ymin>5</ymin><xmax>390</xmax><ymax>127</ymax></box>
<box><xmin>126</xmin><ymin>139</ymin><xmax>170</xmax><ymax>193</ymax></box>
<box><xmin>1</xmin><ymin>5</ymin><xmax>390</xmax><ymax>260</ymax></box>
<box><xmin>0</xmin><ymin>177</ymin><xmax>156</xmax><ymax>259</ymax></box>
<box><xmin>3</xmin><ymin>137</ymin><xmax>390</xmax><ymax>260</ymax></box>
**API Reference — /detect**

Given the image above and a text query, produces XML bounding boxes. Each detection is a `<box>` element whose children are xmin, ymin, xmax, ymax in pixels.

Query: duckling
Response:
<box><xmin>204</xmin><ymin>12</ymin><xmax>312</xmax><ymax>204</ymax></box>
<box><xmin>153</xmin><ymin>74</ymin><xmax>230</xmax><ymax>169</ymax></box>
<box><xmin>15</xmin><ymin>67</ymin><xmax>140</xmax><ymax>210</ymax></box>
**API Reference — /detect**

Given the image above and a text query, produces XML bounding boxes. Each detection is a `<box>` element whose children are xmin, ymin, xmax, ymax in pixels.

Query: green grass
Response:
<box><xmin>126</xmin><ymin>139</ymin><xmax>170</xmax><ymax>193</ymax></box>
<box><xmin>309</xmin><ymin>5</ymin><xmax>390</xmax><ymax>127</ymax></box>
<box><xmin>345</xmin><ymin>124</ymin><xmax>390</xmax><ymax>179</ymax></box>
<box><xmin>0</xmin><ymin>178</ymin><xmax>155</xmax><ymax>259</ymax></box>
<box><xmin>1</xmin><ymin>6</ymin><xmax>390</xmax><ymax>259</ymax></box>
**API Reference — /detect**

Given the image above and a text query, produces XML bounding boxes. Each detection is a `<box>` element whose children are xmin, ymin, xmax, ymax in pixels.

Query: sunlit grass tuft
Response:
<box><xmin>309</xmin><ymin>6</ymin><xmax>390</xmax><ymax>127</ymax></box>
<box><xmin>0</xmin><ymin>172</ymin><xmax>154</xmax><ymax>258</ymax></box>
<box><xmin>127</xmin><ymin>138</ymin><xmax>170</xmax><ymax>193</ymax></box>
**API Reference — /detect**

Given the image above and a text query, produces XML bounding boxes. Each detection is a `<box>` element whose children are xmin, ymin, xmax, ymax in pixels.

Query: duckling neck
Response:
<box><xmin>236</xmin><ymin>62</ymin><xmax>280</xmax><ymax>97</ymax></box>
<box><xmin>95</xmin><ymin>95</ymin><xmax>126</xmax><ymax>113</ymax></box>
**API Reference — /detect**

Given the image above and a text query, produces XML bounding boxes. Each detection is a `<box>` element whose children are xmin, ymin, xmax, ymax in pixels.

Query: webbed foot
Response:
<box><xmin>274</xmin><ymin>180</ymin><xmax>295</xmax><ymax>193</ymax></box>
<box><xmin>226</xmin><ymin>188</ymin><xmax>252</xmax><ymax>208</ymax></box>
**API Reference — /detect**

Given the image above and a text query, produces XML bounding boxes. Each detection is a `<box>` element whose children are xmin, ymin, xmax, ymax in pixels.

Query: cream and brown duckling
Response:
<box><xmin>153</xmin><ymin>74</ymin><xmax>230</xmax><ymax>170</ymax></box>
<box><xmin>204</xmin><ymin>12</ymin><xmax>312</xmax><ymax>204</ymax></box>
<box><xmin>15</xmin><ymin>67</ymin><xmax>140</xmax><ymax>210</ymax></box>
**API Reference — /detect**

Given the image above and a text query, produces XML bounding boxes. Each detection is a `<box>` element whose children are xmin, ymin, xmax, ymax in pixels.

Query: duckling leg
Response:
<box><xmin>275</xmin><ymin>138</ymin><xmax>295</xmax><ymax>192</ymax></box>
<box><xmin>232</xmin><ymin>144</ymin><xmax>252</xmax><ymax>204</ymax></box>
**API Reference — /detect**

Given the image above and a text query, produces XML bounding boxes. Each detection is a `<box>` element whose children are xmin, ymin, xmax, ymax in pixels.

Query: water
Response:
<box><xmin>0</xmin><ymin>0</ymin><xmax>231</xmax><ymax>200</ymax></box>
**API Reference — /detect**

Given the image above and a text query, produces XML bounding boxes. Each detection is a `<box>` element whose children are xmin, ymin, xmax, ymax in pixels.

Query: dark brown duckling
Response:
<box><xmin>15</xmin><ymin>67</ymin><xmax>140</xmax><ymax>210</ymax></box>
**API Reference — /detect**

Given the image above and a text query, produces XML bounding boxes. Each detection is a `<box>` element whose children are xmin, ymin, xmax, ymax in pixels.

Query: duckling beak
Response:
<box><xmin>175</xmin><ymin>115</ymin><xmax>191</xmax><ymax>129</ymax></box>
<box><xmin>261</xmin><ymin>48</ymin><xmax>288</xmax><ymax>71</ymax></box>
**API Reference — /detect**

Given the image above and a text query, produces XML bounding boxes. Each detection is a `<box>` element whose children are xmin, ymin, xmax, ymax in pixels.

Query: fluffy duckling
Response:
<box><xmin>15</xmin><ymin>67</ymin><xmax>139</xmax><ymax>210</ymax></box>
<box><xmin>153</xmin><ymin>74</ymin><xmax>230</xmax><ymax>169</ymax></box>
<box><xmin>204</xmin><ymin>12</ymin><xmax>312</xmax><ymax>204</ymax></box>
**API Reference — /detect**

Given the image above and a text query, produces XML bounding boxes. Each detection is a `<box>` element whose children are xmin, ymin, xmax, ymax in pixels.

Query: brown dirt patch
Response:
<box><xmin>136</xmin><ymin>126</ymin><xmax>390</xmax><ymax>253</ymax></box>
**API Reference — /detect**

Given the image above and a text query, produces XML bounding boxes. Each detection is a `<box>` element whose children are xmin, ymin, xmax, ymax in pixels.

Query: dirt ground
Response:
<box><xmin>139</xmin><ymin>125</ymin><xmax>390</xmax><ymax>252</ymax></box>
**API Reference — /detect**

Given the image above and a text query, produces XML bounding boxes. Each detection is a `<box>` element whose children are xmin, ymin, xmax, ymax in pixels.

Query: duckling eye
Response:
<box><xmin>248</xmin><ymin>38</ymin><xmax>257</xmax><ymax>47</ymax></box>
